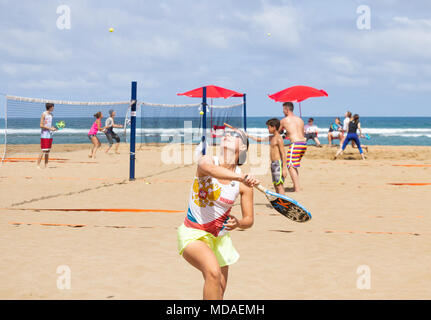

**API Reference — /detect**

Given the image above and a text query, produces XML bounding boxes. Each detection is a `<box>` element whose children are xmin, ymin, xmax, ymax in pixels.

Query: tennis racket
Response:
<box><xmin>55</xmin><ymin>120</ymin><xmax>66</xmax><ymax>130</ymax></box>
<box><xmin>255</xmin><ymin>183</ymin><xmax>312</xmax><ymax>222</ymax></box>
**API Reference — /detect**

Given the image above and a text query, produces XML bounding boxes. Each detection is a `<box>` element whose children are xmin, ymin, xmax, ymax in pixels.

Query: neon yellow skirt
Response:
<box><xmin>177</xmin><ymin>223</ymin><xmax>239</xmax><ymax>267</ymax></box>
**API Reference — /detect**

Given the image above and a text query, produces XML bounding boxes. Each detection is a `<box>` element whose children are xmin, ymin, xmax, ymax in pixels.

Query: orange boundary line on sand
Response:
<box><xmin>324</xmin><ymin>229</ymin><xmax>420</xmax><ymax>236</ymax></box>
<box><xmin>3</xmin><ymin>208</ymin><xmax>184</xmax><ymax>213</ymax></box>
<box><xmin>368</xmin><ymin>215</ymin><xmax>424</xmax><ymax>219</ymax></box>
<box><xmin>387</xmin><ymin>183</ymin><xmax>431</xmax><ymax>186</ymax></box>
<box><xmin>393</xmin><ymin>164</ymin><xmax>431</xmax><ymax>167</ymax></box>
<box><xmin>9</xmin><ymin>221</ymin><xmax>153</xmax><ymax>229</ymax></box>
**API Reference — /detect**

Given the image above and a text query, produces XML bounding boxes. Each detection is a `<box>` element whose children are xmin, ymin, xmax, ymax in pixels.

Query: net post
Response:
<box><xmin>243</xmin><ymin>93</ymin><xmax>247</xmax><ymax>132</ymax></box>
<box><xmin>202</xmin><ymin>87</ymin><xmax>207</xmax><ymax>155</ymax></box>
<box><xmin>129</xmin><ymin>81</ymin><xmax>137</xmax><ymax>181</ymax></box>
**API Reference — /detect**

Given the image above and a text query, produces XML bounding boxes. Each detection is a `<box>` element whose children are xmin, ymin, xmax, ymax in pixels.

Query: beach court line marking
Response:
<box><xmin>393</xmin><ymin>164</ymin><xmax>431</xmax><ymax>167</ymax></box>
<box><xmin>3</xmin><ymin>208</ymin><xmax>184</xmax><ymax>213</ymax></box>
<box><xmin>9</xmin><ymin>221</ymin><xmax>154</xmax><ymax>229</ymax></box>
<box><xmin>387</xmin><ymin>183</ymin><xmax>431</xmax><ymax>186</ymax></box>
<box><xmin>324</xmin><ymin>229</ymin><xmax>420</xmax><ymax>236</ymax></box>
<box><xmin>368</xmin><ymin>215</ymin><xmax>424</xmax><ymax>219</ymax></box>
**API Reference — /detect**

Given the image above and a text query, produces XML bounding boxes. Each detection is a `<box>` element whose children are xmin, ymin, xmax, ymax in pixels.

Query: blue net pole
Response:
<box><xmin>129</xmin><ymin>81</ymin><xmax>137</xmax><ymax>181</ymax></box>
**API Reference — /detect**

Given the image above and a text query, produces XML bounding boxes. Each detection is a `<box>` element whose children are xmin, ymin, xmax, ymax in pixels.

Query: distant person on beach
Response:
<box><xmin>304</xmin><ymin>118</ymin><xmax>322</xmax><ymax>147</ymax></box>
<box><xmin>177</xmin><ymin>127</ymin><xmax>259</xmax><ymax>300</ymax></box>
<box><xmin>279</xmin><ymin>102</ymin><xmax>307</xmax><ymax>192</ymax></box>
<box><xmin>334</xmin><ymin>114</ymin><xmax>366</xmax><ymax>160</ymax></box>
<box><xmin>327</xmin><ymin>117</ymin><xmax>344</xmax><ymax>147</ymax></box>
<box><xmin>88</xmin><ymin>111</ymin><xmax>107</xmax><ymax>159</ymax></box>
<box><xmin>37</xmin><ymin>103</ymin><xmax>57</xmax><ymax>169</ymax></box>
<box><xmin>342</xmin><ymin>110</ymin><xmax>356</xmax><ymax>148</ymax></box>
<box><xmin>105</xmin><ymin>110</ymin><xmax>123</xmax><ymax>154</ymax></box>
<box><xmin>247</xmin><ymin>118</ymin><xmax>288</xmax><ymax>195</ymax></box>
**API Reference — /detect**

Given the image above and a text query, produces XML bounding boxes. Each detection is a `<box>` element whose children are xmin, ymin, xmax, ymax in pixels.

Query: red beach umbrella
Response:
<box><xmin>268</xmin><ymin>85</ymin><xmax>328</xmax><ymax>117</ymax></box>
<box><xmin>177</xmin><ymin>85</ymin><xmax>244</xmax><ymax>98</ymax></box>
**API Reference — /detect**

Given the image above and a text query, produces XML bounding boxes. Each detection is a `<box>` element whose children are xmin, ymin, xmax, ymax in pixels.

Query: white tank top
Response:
<box><xmin>41</xmin><ymin>111</ymin><xmax>53</xmax><ymax>139</ymax></box>
<box><xmin>184</xmin><ymin>157</ymin><xmax>241</xmax><ymax>237</ymax></box>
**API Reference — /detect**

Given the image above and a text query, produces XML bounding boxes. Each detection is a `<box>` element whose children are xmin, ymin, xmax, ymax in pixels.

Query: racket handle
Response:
<box><xmin>254</xmin><ymin>184</ymin><xmax>267</xmax><ymax>194</ymax></box>
<box><xmin>223</xmin><ymin>123</ymin><xmax>235</xmax><ymax>130</ymax></box>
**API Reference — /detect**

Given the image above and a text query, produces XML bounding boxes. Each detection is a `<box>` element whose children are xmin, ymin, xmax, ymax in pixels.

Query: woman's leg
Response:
<box><xmin>328</xmin><ymin>134</ymin><xmax>332</xmax><ymax>146</ymax></box>
<box><xmin>182</xmin><ymin>240</ymin><xmax>224</xmax><ymax>300</ymax></box>
<box><xmin>335</xmin><ymin>136</ymin><xmax>350</xmax><ymax>159</ymax></box>
<box><xmin>220</xmin><ymin>266</ymin><xmax>229</xmax><ymax>299</ymax></box>
<box><xmin>351</xmin><ymin>135</ymin><xmax>365</xmax><ymax>159</ymax></box>
<box><xmin>90</xmin><ymin>136</ymin><xmax>100</xmax><ymax>159</ymax></box>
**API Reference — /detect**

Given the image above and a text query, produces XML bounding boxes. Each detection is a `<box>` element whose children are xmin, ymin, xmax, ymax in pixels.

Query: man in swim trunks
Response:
<box><xmin>247</xmin><ymin>118</ymin><xmax>287</xmax><ymax>195</ymax></box>
<box><xmin>279</xmin><ymin>102</ymin><xmax>307</xmax><ymax>192</ymax></box>
<box><xmin>37</xmin><ymin>103</ymin><xmax>57</xmax><ymax>169</ymax></box>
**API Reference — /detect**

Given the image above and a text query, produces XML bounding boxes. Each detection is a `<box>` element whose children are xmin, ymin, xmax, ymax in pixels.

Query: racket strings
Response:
<box><xmin>269</xmin><ymin>197</ymin><xmax>310</xmax><ymax>222</ymax></box>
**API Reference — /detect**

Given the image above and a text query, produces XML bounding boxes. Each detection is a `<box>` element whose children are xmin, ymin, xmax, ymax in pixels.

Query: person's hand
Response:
<box><xmin>50</xmin><ymin>127</ymin><xmax>57</xmax><ymax>131</ymax></box>
<box><xmin>223</xmin><ymin>213</ymin><xmax>240</xmax><ymax>231</ymax></box>
<box><xmin>240</xmin><ymin>174</ymin><xmax>259</xmax><ymax>188</ymax></box>
<box><xmin>282</xmin><ymin>165</ymin><xmax>288</xmax><ymax>179</ymax></box>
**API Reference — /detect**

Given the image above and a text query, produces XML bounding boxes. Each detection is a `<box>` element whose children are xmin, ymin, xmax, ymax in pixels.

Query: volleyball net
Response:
<box><xmin>1</xmin><ymin>94</ymin><xmax>131</xmax><ymax>160</ymax></box>
<box><xmin>139</xmin><ymin>100</ymin><xmax>245</xmax><ymax>147</ymax></box>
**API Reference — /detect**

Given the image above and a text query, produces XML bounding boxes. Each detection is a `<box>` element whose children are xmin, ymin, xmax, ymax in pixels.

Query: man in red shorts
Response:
<box><xmin>37</xmin><ymin>103</ymin><xmax>57</xmax><ymax>169</ymax></box>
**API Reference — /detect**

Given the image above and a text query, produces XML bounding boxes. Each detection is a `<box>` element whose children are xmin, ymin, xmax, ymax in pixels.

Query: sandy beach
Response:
<box><xmin>1</xmin><ymin>143</ymin><xmax>430</xmax><ymax>299</ymax></box>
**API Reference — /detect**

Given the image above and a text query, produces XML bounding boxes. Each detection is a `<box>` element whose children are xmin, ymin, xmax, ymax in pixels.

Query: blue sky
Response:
<box><xmin>1</xmin><ymin>0</ymin><xmax>431</xmax><ymax>116</ymax></box>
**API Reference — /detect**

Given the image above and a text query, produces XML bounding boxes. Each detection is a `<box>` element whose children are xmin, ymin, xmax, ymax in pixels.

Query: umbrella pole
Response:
<box><xmin>299</xmin><ymin>102</ymin><xmax>302</xmax><ymax>118</ymax></box>
<box><xmin>202</xmin><ymin>87</ymin><xmax>207</xmax><ymax>155</ymax></box>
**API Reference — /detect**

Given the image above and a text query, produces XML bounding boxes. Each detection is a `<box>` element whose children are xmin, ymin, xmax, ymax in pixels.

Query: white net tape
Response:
<box><xmin>6</xmin><ymin>95</ymin><xmax>133</xmax><ymax>106</ymax></box>
<box><xmin>139</xmin><ymin>101</ymin><xmax>243</xmax><ymax>109</ymax></box>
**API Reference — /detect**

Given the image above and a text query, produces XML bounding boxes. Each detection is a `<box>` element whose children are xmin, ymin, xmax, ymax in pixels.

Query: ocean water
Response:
<box><xmin>0</xmin><ymin>116</ymin><xmax>430</xmax><ymax>146</ymax></box>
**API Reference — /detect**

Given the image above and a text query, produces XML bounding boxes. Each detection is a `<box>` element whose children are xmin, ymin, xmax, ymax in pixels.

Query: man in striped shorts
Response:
<box><xmin>279</xmin><ymin>102</ymin><xmax>307</xmax><ymax>192</ymax></box>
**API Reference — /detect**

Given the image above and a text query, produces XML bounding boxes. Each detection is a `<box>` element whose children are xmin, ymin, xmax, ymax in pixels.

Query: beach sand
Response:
<box><xmin>1</xmin><ymin>143</ymin><xmax>430</xmax><ymax>299</ymax></box>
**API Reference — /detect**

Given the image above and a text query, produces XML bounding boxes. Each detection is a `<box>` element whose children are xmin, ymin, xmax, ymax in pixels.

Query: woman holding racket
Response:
<box><xmin>177</xmin><ymin>127</ymin><xmax>259</xmax><ymax>300</ymax></box>
<box><xmin>88</xmin><ymin>111</ymin><xmax>107</xmax><ymax>159</ymax></box>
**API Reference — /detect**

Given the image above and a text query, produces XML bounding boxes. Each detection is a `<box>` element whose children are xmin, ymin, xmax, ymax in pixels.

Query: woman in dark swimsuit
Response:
<box><xmin>334</xmin><ymin>114</ymin><xmax>366</xmax><ymax>160</ymax></box>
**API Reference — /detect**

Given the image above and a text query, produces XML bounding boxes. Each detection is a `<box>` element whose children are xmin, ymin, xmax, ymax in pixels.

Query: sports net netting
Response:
<box><xmin>1</xmin><ymin>95</ymin><xmax>131</xmax><ymax>161</ymax></box>
<box><xmin>139</xmin><ymin>101</ymin><xmax>245</xmax><ymax>148</ymax></box>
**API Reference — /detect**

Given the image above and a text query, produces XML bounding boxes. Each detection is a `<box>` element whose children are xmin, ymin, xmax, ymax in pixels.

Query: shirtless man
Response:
<box><xmin>279</xmin><ymin>102</ymin><xmax>307</xmax><ymax>192</ymax></box>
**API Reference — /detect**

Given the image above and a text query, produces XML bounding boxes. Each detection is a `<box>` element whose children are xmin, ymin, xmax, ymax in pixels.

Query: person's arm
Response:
<box><xmin>358</xmin><ymin>122</ymin><xmax>364</xmax><ymax>137</ymax></box>
<box><xmin>278</xmin><ymin>136</ymin><xmax>288</xmax><ymax>179</ymax></box>
<box><xmin>110</xmin><ymin>118</ymin><xmax>123</xmax><ymax>128</ymax></box>
<box><xmin>40</xmin><ymin>113</ymin><xmax>56</xmax><ymax>131</ymax></box>
<box><xmin>279</xmin><ymin>119</ymin><xmax>286</xmax><ymax>134</ymax></box>
<box><xmin>197</xmin><ymin>155</ymin><xmax>259</xmax><ymax>186</ymax></box>
<box><xmin>224</xmin><ymin>183</ymin><xmax>254</xmax><ymax>231</ymax></box>
<box><xmin>97</xmin><ymin>119</ymin><xmax>107</xmax><ymax>131</ymax></box>
<box><xmin>247</xmin><ymin>134</ymin><xmax>269</xmax><ymax>142</ymax></box>
<box><xmin>39</xmin><ymin>113</ymin><xmax>46</xmax><ymax>130</ymax></box>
